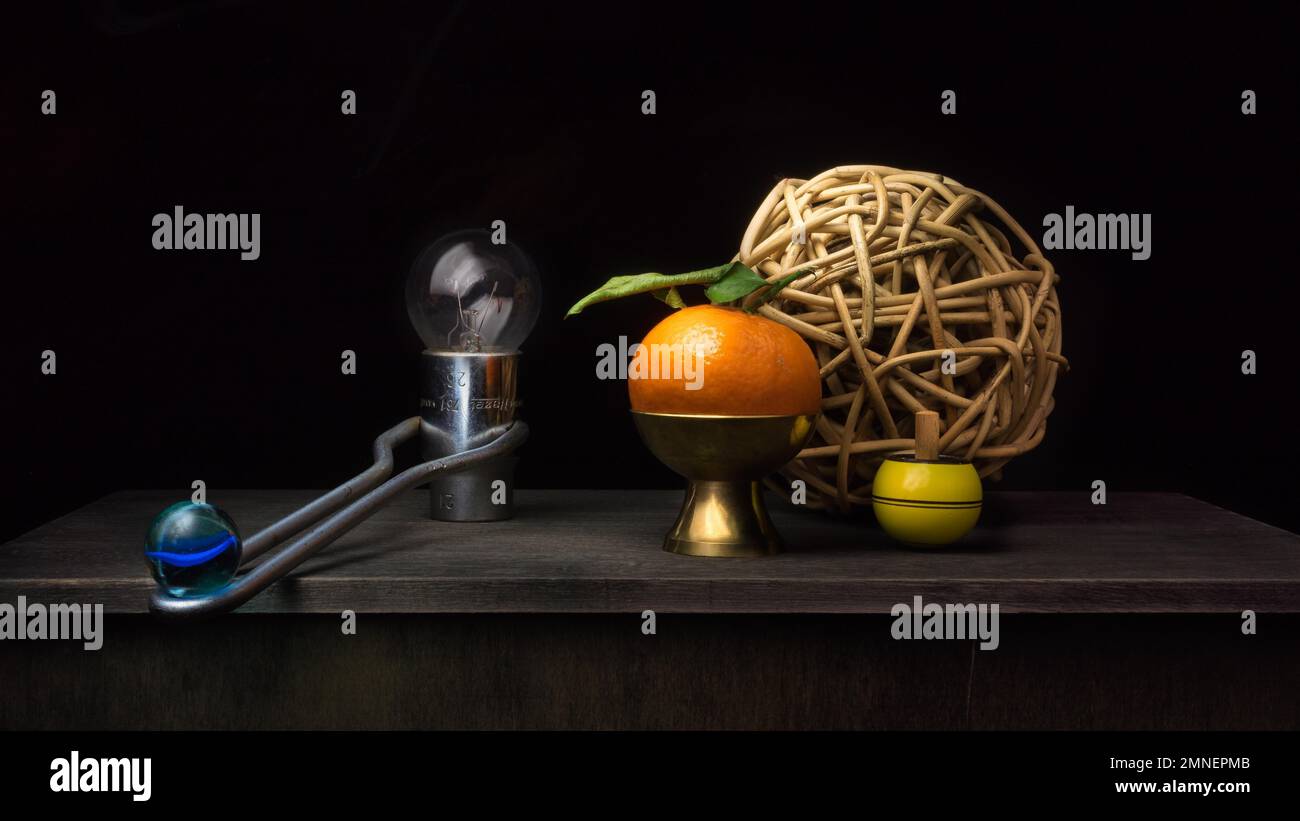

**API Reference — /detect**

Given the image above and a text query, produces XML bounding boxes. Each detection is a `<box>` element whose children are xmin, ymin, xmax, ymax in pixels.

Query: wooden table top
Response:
<box><xmin>1</xmin><ymin>490</ymin><xmax>1297</xmax><ymax>614</ymax></box>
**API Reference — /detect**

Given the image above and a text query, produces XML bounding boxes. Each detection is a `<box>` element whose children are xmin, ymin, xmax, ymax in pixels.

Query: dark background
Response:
<box><xmin>2</xmin><ymin>1</ymin><xmax>1297</xmax><ymax>542</ymax></box>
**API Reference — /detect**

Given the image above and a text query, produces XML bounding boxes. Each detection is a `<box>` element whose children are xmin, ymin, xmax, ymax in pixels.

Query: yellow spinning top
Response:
<box><xmin>872</xmin><ymin>410</ymin><xmax>982</xmax><ymax>546</ymax></box>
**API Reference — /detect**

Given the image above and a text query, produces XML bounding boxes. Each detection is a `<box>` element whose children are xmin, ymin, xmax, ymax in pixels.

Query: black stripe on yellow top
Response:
<box><xmin>871</xmin><ymin>495</ymin><xmax>981</xmax><ymax>510</ymax></box>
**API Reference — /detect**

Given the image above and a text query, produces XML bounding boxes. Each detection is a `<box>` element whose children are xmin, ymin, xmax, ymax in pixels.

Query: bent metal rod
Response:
<box><xmin>149</xmin><ymin>417</ymin><xmax>528</xmax><ymax>619</ymax></box>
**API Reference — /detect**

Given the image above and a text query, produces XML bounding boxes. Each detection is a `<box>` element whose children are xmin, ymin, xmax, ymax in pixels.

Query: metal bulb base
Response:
<box><xmin>419</xmin><ymin>350</ymin><xmax>521</xmax><ymax>522</ymax></box>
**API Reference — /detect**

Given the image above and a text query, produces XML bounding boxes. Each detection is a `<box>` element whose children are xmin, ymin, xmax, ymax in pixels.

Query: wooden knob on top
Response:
<box><xmin>914</xmin><ymin>410</ymin><xmax>940</xmax><ymax>461</ymax></box>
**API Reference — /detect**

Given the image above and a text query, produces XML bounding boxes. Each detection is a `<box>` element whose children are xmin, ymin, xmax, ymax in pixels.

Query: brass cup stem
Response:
<box><xmin>664</xmin><ymin>479</ymin><xmax>782</xmax><ymax>557</ymax></box>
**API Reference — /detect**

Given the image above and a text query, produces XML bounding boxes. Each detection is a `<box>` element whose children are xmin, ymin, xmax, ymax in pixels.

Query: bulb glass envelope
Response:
<box><xmin>405</xmin><ymin>229</ymin><xmax>541</xmax><ymax>353</ymax></box>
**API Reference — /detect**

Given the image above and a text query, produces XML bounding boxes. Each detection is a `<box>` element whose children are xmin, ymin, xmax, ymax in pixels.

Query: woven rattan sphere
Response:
<box><xmin>738</xmin><ymin>165</ymin><xmax>1066</xmax><ymax>512</ymax></box>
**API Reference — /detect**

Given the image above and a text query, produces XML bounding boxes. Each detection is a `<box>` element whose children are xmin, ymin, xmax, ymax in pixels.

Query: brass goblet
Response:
<box><xmin>631</xmin><ymin>412</ymin><xmax>818</xmax><ymax>557</ymax></box>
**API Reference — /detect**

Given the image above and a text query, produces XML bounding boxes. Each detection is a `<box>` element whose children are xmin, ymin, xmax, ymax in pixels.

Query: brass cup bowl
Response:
<box><xmin>631</xmin><ymin>412</ymin><xmax>818</xmax><ymax>557</ymax></box>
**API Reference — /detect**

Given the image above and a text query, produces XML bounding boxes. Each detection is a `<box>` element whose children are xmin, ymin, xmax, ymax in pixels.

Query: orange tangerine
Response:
<box><xmin>628</xmin><ymin>305</ymin><xmax>822</xmax><ymax>416</ymax></box>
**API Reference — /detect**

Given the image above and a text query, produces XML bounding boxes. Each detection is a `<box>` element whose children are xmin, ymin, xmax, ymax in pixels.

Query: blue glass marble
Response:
<box><xmin>144</xmin><ymin>502</ymin><xmax>242</xmax><ymax>597</ymax></box>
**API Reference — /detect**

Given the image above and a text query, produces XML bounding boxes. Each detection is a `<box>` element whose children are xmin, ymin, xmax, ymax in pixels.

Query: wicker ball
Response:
<box><xmin>738</xmin><ymin>165</ymin><xmax>1067</xmax><ymax>512</ymax></box>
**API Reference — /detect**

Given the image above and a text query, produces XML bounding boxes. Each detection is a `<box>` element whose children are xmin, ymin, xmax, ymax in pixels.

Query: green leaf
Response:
<box><xmin>564</xmin><ymin>263</ymin><xmax>735</xmax><ymax>317</ymax></box>
<box><xmin>703</xmin><ymin>262</ymin><xmax>768</xmax><ymax>304</ymax></box>
<box><xmin>652</xmin><ymin>287</ymin><xmax>686</xmax><ymax>309</ymax></box>
<box><xmin>754</xmin><ymin>270</ymin><xmax>804</xmax><ymax>308</ymax></box>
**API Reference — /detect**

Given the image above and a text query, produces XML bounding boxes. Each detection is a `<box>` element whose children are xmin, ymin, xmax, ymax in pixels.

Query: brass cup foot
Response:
<box><xmin>664</xmin><ymin>479</ymin><xmax>782</xmax><ymax>557</ymax></box>
<box><xmin>631</xmin><ymin>412</ymin><xmax>818</xmax><ymax>559</ymax></box>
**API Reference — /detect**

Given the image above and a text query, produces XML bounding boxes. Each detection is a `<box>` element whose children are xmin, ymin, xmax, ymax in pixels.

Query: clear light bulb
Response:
<box><xmin>405</xmin><ymin>229</ymin><xmax>541</xmax><ymax>352</ymax></box>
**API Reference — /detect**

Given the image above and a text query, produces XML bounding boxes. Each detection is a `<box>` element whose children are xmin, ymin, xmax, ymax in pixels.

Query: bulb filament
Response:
<box><xmin>447</xmin><ymin>281</ymin><xmax>501</xmax><ymax>352</ymax></box>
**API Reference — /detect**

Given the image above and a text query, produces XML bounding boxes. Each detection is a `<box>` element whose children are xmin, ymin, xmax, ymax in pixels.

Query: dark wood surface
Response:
<box><xmin>5</xmin><ymin>614</ymin><xmax>1298</xmax><ymax>730</ymax></box>
<box><xmin>2</xmin><ymin>489</ymin><xmax>1298</xmax><ymax>614</ymax></box>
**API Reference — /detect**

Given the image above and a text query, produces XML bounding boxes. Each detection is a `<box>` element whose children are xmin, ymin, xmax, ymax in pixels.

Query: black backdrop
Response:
<box><xmin>3</xmin><ymin>2</ymin><xmax>1298</xmax><ymax>542</ymax></box>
